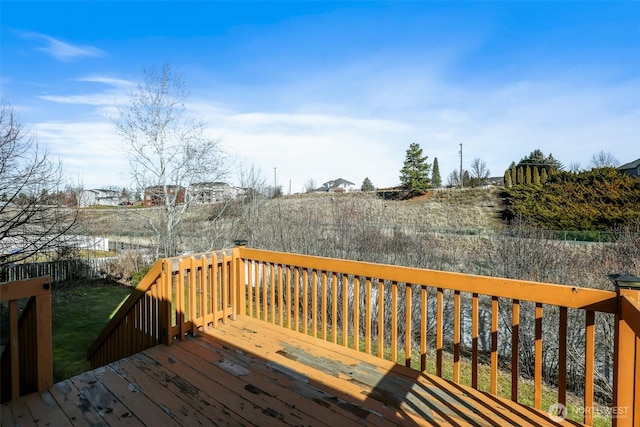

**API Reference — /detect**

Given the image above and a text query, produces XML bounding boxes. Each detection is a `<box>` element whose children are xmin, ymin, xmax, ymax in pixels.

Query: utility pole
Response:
<box><xmin>273</xmin><ymin>167</ymin><xmax>277</xmax><ymax>197</ymax></box>
<box><xmin>459</xmin><ymin>143</ymin><xmax>463</xmax><ymax>189</ymax></box>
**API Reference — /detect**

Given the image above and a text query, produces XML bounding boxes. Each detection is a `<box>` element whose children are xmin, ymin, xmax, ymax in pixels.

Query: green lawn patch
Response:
<box><xmin>51</xmin><ymin>280</ymin><xmax>132</xmax><ymax>382</ymax></box>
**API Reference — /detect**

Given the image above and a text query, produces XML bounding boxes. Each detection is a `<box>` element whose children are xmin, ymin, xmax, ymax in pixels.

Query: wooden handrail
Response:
<box><xmin>237</xmin><ymin>247</ymin><xmax>617</xmax><ymax>312</ymax></box>
<box><xmin>0</xmin><ymin>276</ymin><xmax>53</xmax><ymax>403</ymax></box>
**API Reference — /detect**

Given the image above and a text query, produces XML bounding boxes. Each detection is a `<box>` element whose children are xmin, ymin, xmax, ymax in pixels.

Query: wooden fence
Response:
<box><xmin>0</xmin><ymin>258</ymin><xmax>114</xmax><ymax>283</ymax></box>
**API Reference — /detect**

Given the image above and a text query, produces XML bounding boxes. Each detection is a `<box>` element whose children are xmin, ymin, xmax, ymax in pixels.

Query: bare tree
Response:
<box><xmin>303</xmin><ymin>179</ymin><xmax>317</xmax><ymax>193</ymax></box>
<box><xmin>568</xmin><ymin>161</ymin><xmax>582</xmax><ymax>173</ymax></box>
<box><xmin>0</xmin><ymin>101</ymin><xmax>78</xmax><ymax>268</ymax></box>
<box><xmin>447</xmin><ymin>169</ymin><xmax>460</xmax><ymax>187</ymax></box>
<box><xmin>590</xmin><ymin>150</ymin><xmax>619</xmax><ymax>169</ymax></box>
<box><xmin>469</xmin><ymin>158</ymin><xmax>490</xmax><ymax>187</ymax></box>
<box><xmin>113</xmin><ymin>65</ymin><xmax>226</xmax><ymax>257</ymax></box>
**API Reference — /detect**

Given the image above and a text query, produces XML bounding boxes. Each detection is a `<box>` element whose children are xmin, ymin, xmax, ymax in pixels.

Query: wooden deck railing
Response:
<box><xmin>0</xmin><ymin>276</ymin><xmax>53</xmax><ymax>403</ymax></box>
<box><xmin>87</xmin><ymin>251</ymin><xmax>235</xmax><ymax>368</ymax></box>
<box><xmin>87</xmin><ymin>247</ymin><xmax>639</xmax><ymax>426</ymax></box>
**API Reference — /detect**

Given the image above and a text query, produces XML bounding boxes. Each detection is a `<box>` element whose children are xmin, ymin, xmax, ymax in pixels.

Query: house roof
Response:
<box><xmin>321</xmin><ymin>178</ymin><xmax>355</xmax><ymax>188</ymax></box>
<box><xmin>617</xmin><ymin>158</ymin><xmax>640</xmax><ymax>171</ymax></box>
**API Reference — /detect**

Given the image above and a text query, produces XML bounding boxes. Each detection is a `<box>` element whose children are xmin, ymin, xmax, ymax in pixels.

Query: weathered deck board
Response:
<box><xmin>2</xmin><ymin>315</ymin><xmax>582</xmax><ymax>426</ymax></box>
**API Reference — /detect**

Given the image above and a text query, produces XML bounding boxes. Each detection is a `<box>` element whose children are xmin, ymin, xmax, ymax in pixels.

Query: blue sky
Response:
<box><xmin>1</xmin><ymin>1</ymin><xmax>639</xmax><ymax>192</ymax></box>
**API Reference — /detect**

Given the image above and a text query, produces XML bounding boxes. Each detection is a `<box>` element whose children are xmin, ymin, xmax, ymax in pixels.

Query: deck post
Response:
<box><xmin>610</xmin><ymin>274</ymin><xmax>640</xmax><ymax>427</ymax></box>
<box><xmin>234</xmin><ymin>246</ymin><xmax>246</xmax><ymax>316</ymax></box>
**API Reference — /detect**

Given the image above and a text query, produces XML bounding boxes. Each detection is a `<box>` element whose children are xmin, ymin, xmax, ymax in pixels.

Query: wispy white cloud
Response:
<box><xmin>18</xmin><ymin>31</ymin><xmax>104</xmax><ymax>61</ymax></box>
<box><xmin>38</xmin><ymin>75</ymin><xmax>134</xmax><ymax>106</ymax></box>
<box><xmin>35</xmin><ymin>121</ymin><xmax>127</xmax><ymax>188</ymax></box>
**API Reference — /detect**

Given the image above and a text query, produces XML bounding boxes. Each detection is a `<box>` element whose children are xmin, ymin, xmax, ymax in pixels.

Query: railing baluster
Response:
<box><xmin>303</xmin><ymin>269</ymin><xmax>309</xmax><ymax>335</ymax></box>
<box><xmin>420</xmin><ymin>285</ymin><xmax>427</xmax><ymax>372</ymax></box>
<box><xmin>177</xmin><ymin>259</ymin><xmax>186</xmax><ymax>339</ymax></box>
<box><xmin>378</xmin><ymin>279</ymin><xmax>384</xmax><ymax>359</ymax></box>
<box><xmin>199</xmin><ymin>257</ymin><xmax>208</xmax><ymax>327</ymax></box>
<box><xmin>558</xmin><ymin>306</ymin><xmax>567</xmax><ymax>406</ymax></box>
<box><xmin>584</xmin><ymin>310</ymin><xmax>595</xmax><ymax>426</ymax></box>
<box><xmin>286</xmin><ymin>265</ymin><xmax>292</xmax><ymax>329</ymax></box>
<box><xmin>236</xmin><ymin>255</ymin><xmax>246</xmax><ymax>317</ymax></box>
<box><xmin>294</xmin><ymin>268</ymin><xmax>300</xmax><ymax>332</ymax></box>
<box><xmin>511</xmin><ymin>299</ymin><xmax>520</xmax><ymax>402</ymax></box>
<box><xmin>353</xmin><ymin>277</ymin><xmax>360</xmax><ymax>351</ymax></box>
<box><xmin>270</xmin><ymin>263</ymin><xmax>276</xmax><ymax>324</ymax></box>
<box><xmin>230</xmin><ymin>254</ymin><xmax>237</xmax><ymax>321</ymax></box>
<box><xmin>332</xmin><ymin>272</ymin><xmax>338</xmax><ymax>344</ymax></box>
<box><xmin>274</xmin><ymin>264</ymin><xmax>284</xmax><ymax>326</ymax></box>
<box><xmin>262</xmin><ymin>262</ymin><xmax>268</xmax><ymax>322</ymax></box>
<box><xmin>453</xmin><ymin>290</ymin><xmax>461</xmax><ymax>383</ymax></box>
<box><xmin>391</xmin><ymin>281</ymin><xmax>398</xmax><ymax>363</ymax></box>
<box><xmin>366</xmin><ymin>277</ymin><xmax>372</xmax><ymax>355</ymax></box>
<box><xmin>472</xmin><ymin>293</ymin><xmax>479</xmax><ymax>389</ymax></box>
<box><xmin>436</xmin><ymin>287</ymin><xmax>443</xmax><ymax>376</ymax></box>
<box><xmin>212</xmin><ymin>254</ymin><xmax>219</xmax><ymax>327</ymax></box>
<box><xmin>342</xmin><ymin>275</ymin><xmax>348</xmax><ymax>347</ymax></box>
<box><xmin>491</xmin><ymin>296</ymin><xmax>499</xmax><ymax>394</ymax></box>
<box><xmin>322</xmin><ymin>271</ymin><xmax>328</xmax><ymax>341</ymax></box>
<box><xmin>405</xmin><ymin>283</ymin><xmax>412</xmax><ymax>367</ymax></box>
<box><xmin>189</xmin><ymin>258</ymin><xmax>197</xmax><ymax>334</ymax></box>
<box><xmin>247</xmin><ymin>260</ymin><xmax>254</xmax><ymax>318</ymax></box>
<box><xmin>534</xmin><ymin>302</ymin><xmax>543</xmax><ymax>409</ymax></box>
<box><xmin>312</xmin><ymin>270</ymin><xmax>318</xmax><ymax>337</ymax></box>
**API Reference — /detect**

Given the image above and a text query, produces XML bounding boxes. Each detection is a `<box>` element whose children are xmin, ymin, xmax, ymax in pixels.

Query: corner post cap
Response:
<box><xmin>233</xmin><ymin>239</ymin><xmax>248</xmax><ymax>247</ymax></box>
<box><xmin>608</xmin><ymin>274</ymin><xmax>640</xmax><ymax>290</ymax></box>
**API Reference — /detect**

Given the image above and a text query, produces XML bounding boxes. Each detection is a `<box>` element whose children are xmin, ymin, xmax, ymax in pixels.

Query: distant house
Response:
<box><xmin>485</xmin><ymin>176</ymin><xmax>505</xmax><ymax>187</ymax></box>
<box><xmin>190</xmin><ymin>182</ymin><xmax>244</xmax><ymax>204</ymax></box>
<box><xmin>617</xmin><ymin>158</ymin><xmax>640</xmax><ymax>178</ymax></box>
<box><xmin>78</xmin><ymin>189</ymin><xmax>122</xmax><ymax>207</ymax></box>
<box><xmin>143</xmin><ymin>185</ymin><xmax>185</xmax><ymax>207</ymax></box>
<box><xmin>314</xmin><ymin>178</ymin><xmax>356</xmax><ymax>193</ymax></box>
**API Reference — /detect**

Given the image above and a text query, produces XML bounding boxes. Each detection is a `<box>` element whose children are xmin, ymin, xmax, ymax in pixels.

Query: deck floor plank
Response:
<box><xmin>1</xmin><ymin>393</ymin><xmax>38</xmax><ymax>426</ymax></box>
<box><xmin>148</xmin><ymin>343</ymin><xmax>324</xmax><ymax>426</ymax></box>
<box><xmin>3</xmin><ymin>314</ymin><xmax>584</xmax><ymax>427</ymax></box>
<box><xmin>127</xmin><ymin>352</ymin><xmax>256</xmax><ymax>426</ymax></box>
<box><xmin>91</xmin><ymin>362</ymin><xmax>179</xmax><ymax>426</ymax></box>
<box><xmin>48</xmin><ymin>379</ymin><xmax>107</xmax><ymax>427</ymax></box>
<box><xmin>205</xmin><ymin>318</ymin><xmax>463</xmax><ymax>425</ymax></box>
<box><xmin>69</xmin><ymin>369</ymin><xmax>144</xmax><ymax>426</ymax></box>
<box><xmin>179</xmin><ymin>335</ymin><xmax>375</xmax><ymax>426</ymax></box>
<box><xmin>22</xmin><ymin>390</ymin><xmax>73</xmax><ymax>427</ymax></box>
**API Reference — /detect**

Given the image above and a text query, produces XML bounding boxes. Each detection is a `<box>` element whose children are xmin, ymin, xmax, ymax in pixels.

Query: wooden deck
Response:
<box><xmin>2</xmin><ymin>316</ymin><xmax>579</xmax><ymax>427</ymax></box>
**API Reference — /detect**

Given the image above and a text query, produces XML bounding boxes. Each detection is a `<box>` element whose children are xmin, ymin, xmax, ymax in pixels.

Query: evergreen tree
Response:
<box><xmin>525</xmin><ymin>166</ymin><xmax>532</xmax><ymax>185</ymax></box>
<box><xmin>431</xmin><ymin>157</ymin><xmax>442</xmax><ymax>188</ymax></box>
<box><xmin>399</xmin><ymin>143</ymin><xmax>431</xmax><ymax>194</ymax></box>
<box><xmin>517</xmin><ymin>149</ymin><xmax>564</xmax><ymax>172</ymax></box>
<box><xmin>504</xmin><ymin>170</ymin><xmax>512</xmax><ymax>188</ymax></box>
<box><xmin>533</xmin><ymin>167</ymin><xmax>541</xmax><ymax>185</ymax></box>
<box><xmin>517</xmin><ymin>167</ymin><xmax>524</xmax><ymax>185</ymax></box>
<box><xmin>361</xmin><ymin>177</ymin><xmax>375</xmax><ymax>191</ymax></box>
<box><xmin>541</xmin><ymin>168</ymin><xmax>548</xmax><ymax>184</ymax></box>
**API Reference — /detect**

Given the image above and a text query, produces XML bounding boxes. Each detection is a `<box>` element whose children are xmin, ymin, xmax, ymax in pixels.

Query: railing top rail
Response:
<box><xmin>162</xmin><ymin>250</ymin><xmax>233</xmax><ymax>272</ymax></box>
<box><xmin>238</xmin><ymin>247</ymin><xmax>617</xmax><ymax>314</ymax></box>
<box><xmin>0</xmin><ymin>276</ymin><xmax>51</xmax><ymax>301</ymax></box>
